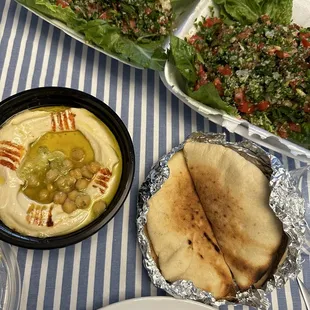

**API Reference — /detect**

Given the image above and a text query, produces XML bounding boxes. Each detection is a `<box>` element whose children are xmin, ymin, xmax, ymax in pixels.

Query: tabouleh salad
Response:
<box><xmin>52</xmin><ymin>0</ymin><xmax>173</xmax><ymax>40</ymax></box>
<box><xmin>17</xmin><ymin>0</ymin><xmax>191</xmax><ymax>70</ymax></box>
<box><xmin>170</xmin><ymin>15</ymin><xmax>310</xmax><ymax>148</ymax></box>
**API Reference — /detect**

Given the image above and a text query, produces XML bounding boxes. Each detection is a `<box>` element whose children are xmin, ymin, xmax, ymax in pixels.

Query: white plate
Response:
<box><xmin>97</xmin><ymin>297</ymin><xmax>216</xmax><ymax>310</ymax></box>
<box><xmin>160</xmin><ymin>0</ymin><xmax>310</xmax><ymax>162</ymax></box>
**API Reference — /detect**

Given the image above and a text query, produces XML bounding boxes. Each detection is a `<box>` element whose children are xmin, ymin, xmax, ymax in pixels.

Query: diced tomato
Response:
<box><xmin>257</xmin><ymin>42</ymin><xmax>265</xmax><ymax>50</ymax></box>
<box><xmin>257</xmin><ymin>100</ymin><xmax>270</xmax><ymax>111</ymax></box>
<box><xmin>194</xmin><ymin>79</ymin><xmax>208</xmax><ymax>91</ymax></box>
<box><xmin>203</xmin><ymin>17</ymin><xmax>221</xmax><ymax>28</ymax></box>
<box><xmin>275</xmin><ymin>50</ymin><xmax>290</xmax><ymax>58</ymax></box>
<box><xmin>198</xmin><ymin>64</ymin><xmax>207</xmax><ymax>78</ymax></box>
<box><xmin>56</xmin><ymin>0</ymin><xmax>69</xmax><ymax>8</ymax></box>
<box><xmin>129</xmin><ymin>20</ymin><xmax>136</xmax><ymax>29</ymax></box>
<box><xmin>237</xmin><ymin>28</ymin><xmax>252</xmax><ymax>40</ymax></box>
<box><xmin>234</xmin><ymin>89</ymin><xmax>246</xmax><ymax>105</ymax></box>
<box><xmin>300</xmin><ymin>33</ymin><xmax>310</xmax><ymax>48</ymax></box>
<box><xmin>122</xmin><ymin>23</ymin><xmax>129</xmax><ymax>33</ymax></box>
<box><xmin>188</xmin><ymin>34</ymin><xmax>203</xmax><ymax>45</ymax></box>
<box><xmin>267</xmin><ymin>47</ymin><xmax>278</xmax><ymax>55</ymax></box>
<box><xmin>304</xmin><ymin>104</ymin><xmax>310</xmax><ymax>113</ymax></box>
<box><xmin>99</xmin><ymin>12</ymin><xmax>109</xmax><ymax>19</ymax></box>
<box><xmin>261</xmin><ymin>15</ymin><xmax>271</xmax><ymax>25</ymax></box>
<box><xmin>145</xmin><ymin>7</ymin><xmax>152</xmax><ymax>15</ymax></box>
<box><xmin>289</xmin><ymin>123</ymin><xmax>301</xmax><ymax>132</ymax></box>
<box><xmin>217</xmin><ymin>65</ymin><xmax>232</xmax><ymax>76</ymax></box>
<box><xmin>277</xmin><ymin>126</ymin><xmax>288</xmax><ymax>138</ymax></box>
<box><xmin>188</xmin><ymin>34</ymin><xmax>203</xmax><ymax>51</ymax></box>
<box><xmin>237</xmin><ymin>101</ymin><xmax>255</xmax><ymax>114</ymax></box>
<box><xmin>213</xmin><ymin>78</ymin><xmax>224</xmax><ymax>96</ymax></box>
<box><xmin>289</xmin><ymin>79</ymin><xmax>298</xmax><ymax>89</ymax></box>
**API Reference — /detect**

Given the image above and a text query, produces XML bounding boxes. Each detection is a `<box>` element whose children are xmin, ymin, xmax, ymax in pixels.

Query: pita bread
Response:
<box><xmin>147</xmin><ymin>151</ymin><xmax>236</xmax><ymax>299</ymax></box>
<box><xmin>183</xmin><ymin>141</ymin><xmax>283</xmax><ymax>291</ymax></box>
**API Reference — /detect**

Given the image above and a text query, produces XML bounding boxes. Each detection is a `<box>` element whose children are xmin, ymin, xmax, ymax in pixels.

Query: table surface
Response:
<box><xmin>0</xmin><ymin>1</ymin><xmax>310</xmax><ymax>309</ymax></box>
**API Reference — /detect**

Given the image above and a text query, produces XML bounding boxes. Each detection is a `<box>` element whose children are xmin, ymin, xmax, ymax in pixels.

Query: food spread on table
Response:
<box><xmin>146</xmin><ymin>141</ymin><xmax>285</xmax><ymax>299</ymax></box>
<box><xmin>0</xmin><ymin>107</ymin><xmax>122</xmax><ymax>237</ymax></box>
<box><xmin>17</xmin><ymin>0</ymin><xmax>192</xmax><ymax>70</ymax></box>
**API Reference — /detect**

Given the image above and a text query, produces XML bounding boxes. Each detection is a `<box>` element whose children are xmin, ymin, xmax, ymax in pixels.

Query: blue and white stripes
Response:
<box><xmin>0</xmin><ymin>1</ymin><xmax>309</xmax><ymax>309</ymax></box>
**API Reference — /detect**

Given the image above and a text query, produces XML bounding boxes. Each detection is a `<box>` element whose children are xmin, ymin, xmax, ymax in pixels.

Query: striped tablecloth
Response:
<box><xmin>0</xmin><ymin>1</ymin><xmax>309</xmax><ymax>309</ymax></box>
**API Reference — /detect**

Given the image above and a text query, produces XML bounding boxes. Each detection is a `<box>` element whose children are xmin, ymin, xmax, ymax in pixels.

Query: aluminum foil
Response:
<box><xmin>137</xmin><ymin>132</ymin><xmax>306</xmax><ymax>309</ymax></box>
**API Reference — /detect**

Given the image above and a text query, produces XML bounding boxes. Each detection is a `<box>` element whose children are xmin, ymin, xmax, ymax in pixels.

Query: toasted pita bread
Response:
<box><xmin>183</xmin><ymin>141</ymin><xmax>283</xmax><ymax>291</ymax></box>
<box><xmin>147</xmin><ymin>151</ymin><xmax>236</xmax><ymax>299</ymax></box>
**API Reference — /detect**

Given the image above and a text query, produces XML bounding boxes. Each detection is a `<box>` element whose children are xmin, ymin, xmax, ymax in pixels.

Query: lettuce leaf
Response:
<box><xmin>213</xmin><ymin>0</ymin><xmax>262</xmax><ymax>25</ymax></box>
<box><xmin>17</xmin><ymin>0</ymin><xmax>193</xmax><ymax>70</ymax></box>
<box><xmin>169</xmin><ymin>35</ymin><xmax>197</xmax><ymax>82</ymax></box>
<box><xmin>170</xmin><ymin>36</ymin><xmax>238</xmax><ymax>116</ymax></box>
<box><xmin>16</xmin><ymin>0</ymin><xmax>86</xmax><ymax>29</ymax></box>
<box><xmin>83</xmin><ymin>20</ymin><xmax>167</xmax><ymax>70</ymax></box>
<box><xmin>213</xmin><ymin>0</ymin><xmax>293</xmax><ymax>25</ymax></box>
<box><xmin>261</xmin><ymin>0</ymin><xmax>293</xmax><ymax>25</ymax></box>
<box><xmin>187</xmin><ymin>83</ymin><xmax>239</xmax><ymax>116</ymax></box>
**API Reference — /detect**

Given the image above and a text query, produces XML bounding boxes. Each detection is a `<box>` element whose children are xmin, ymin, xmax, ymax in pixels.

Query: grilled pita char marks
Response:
<box><xmin>26</xmin><ymin>204</ymin><xmax>53</xmax><ymax>227</ymax></box>
<box><xmin>147</xmin><ymin>151</ymin><xmax>236</xmax><ymax>299</ymax></box>
<box><xmin>0</xmin><ymin>141</ymin><xmax>25</xmax><ymax>171</ymax></box>
<box><xmin>183</xmin><ymin>141</ymin><xmax>283</xmax><ymax>292</ymax></box>
<box><xmin>51</xmin><ymin>109</ymin><xmax>76</xmax><ymax>132</ymax></box>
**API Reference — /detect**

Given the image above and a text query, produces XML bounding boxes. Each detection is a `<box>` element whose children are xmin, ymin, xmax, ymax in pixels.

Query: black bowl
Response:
<box><xmin>0</xmin><ymin>87</ymin><xmax>135</xmax><ymax>249</ymax></box>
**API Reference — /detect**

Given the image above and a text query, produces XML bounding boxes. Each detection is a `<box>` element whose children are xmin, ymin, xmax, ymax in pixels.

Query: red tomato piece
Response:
<box><xmin>304</xmin><ymin>104</ymin><xmax>310</xmax><ymax>113</ymax></box>
<box><xmin>237</xmin><ymin>101</ymin><xmax>255</xmax><ymax>114</ymax></box>
<box><xmin>188</xmin><ymin>34</ymin><xmax>203</xmax><ymax>45</ymax></box>
<box><xmin>257</xmin><ymin>100</ymin><xmax>270</xmax><ymax>111</ymax></box>
<box><xmin>300</xmin><ymin>33</ymin><xmax>310</xmax><ymax>48</ymax></box>
<box><xmin>129</xmin><ymin>20</ymin><xmax>136</xmax><ymax>29</ymax></box>
<box><xmin>99</xmin><ymin>12</ymin><xmax>109</xmax><ymax>19</ymax></box>
<box><xmin>213</xmin><ymin>78</ymin><xmax>224</xmax><ymax>96</ymax></box>
<box><xmin>277</xmin><ymin>126</ymin><xmax>288</xmax><ymax>138</ymax></box>
<box><xmin>56</xmin><ymin>0</ymin><xmax>69</xmax><ymax>8</ymax></box>
<box><xmin>145</xmin><ymin>7</ymin><xmax>152</xmax><ymax>15</ymax></box>
<box><xmin>203</xmin><ymin>17</ymin><xmax>221</xmax><ymax>28</ymax></box>
<box><xmin>289</xmin><ymin>123</ymin><xmax>301</xmax><ymax>132</ymax></box>
<box><xmin>234</xmin><ymin>89</ymin><xmax>246</xmax><ymax>105</ymax></box>
<box><xmin>217</xmin><ymin>65</ymin><xmax>232</xmax><ymax>76</ymax></box>
<box><xmin>257</xmin><ymin>42</ymin><xmax>265</xmax><ymax>50</ymax></box>
<box><xmin>275</xmin><ymin>50</ymin><xmax>290</xmax><ymax>58</ymax></box>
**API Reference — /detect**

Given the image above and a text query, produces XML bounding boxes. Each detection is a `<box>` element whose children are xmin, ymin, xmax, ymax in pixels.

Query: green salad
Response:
<box><xmin>18</xmin><ymin>0</ymin><xmax>191</xmax><ymax>70</ymax></box>
<box><xmin>170</xmin><ymin>13</ymin><xmax>310</xmax><ymax>148</ymax></box>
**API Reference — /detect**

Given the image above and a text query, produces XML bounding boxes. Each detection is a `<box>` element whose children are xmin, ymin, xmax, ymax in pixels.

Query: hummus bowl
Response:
<box><xmin>0</xmin><ymin>87</ymin><xmax>135</xmax><ymax>249</ymax></box>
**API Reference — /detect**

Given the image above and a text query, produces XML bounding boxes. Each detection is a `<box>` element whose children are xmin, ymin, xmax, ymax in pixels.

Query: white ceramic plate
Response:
<box><xmin>97</xmin><ymin>297</ymin><xmax>216</xmax><ymax>310</ymax></box>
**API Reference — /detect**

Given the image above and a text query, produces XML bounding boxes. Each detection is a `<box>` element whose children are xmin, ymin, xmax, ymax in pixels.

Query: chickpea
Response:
<box><xmin>71</xmin><ymin>148</ymin><xmax>85</xmax><ymax>161</ymax></box>
<box><xmin>62</xmin><ymin>159</ymin><xmax>74</xmax><ymax>171</ymax></box>
<box><xmin>27</xmin><ymin>175</ymin><xmax>40</xmax><ymax>187</ymax></box>
<box><xmin>68</xmin><ymin>190</ymin><xmax>79</xmax><ymax>201</ymax></box>
<box><xmin>62</xmin><ymin>199</ymin><xmax>77</xmax><ymax>214</ymax></box>
<box><xmin>47</xmin><ymin>183</ymin><xmax>55</xmax><ymax>192</ymax></box>
<box><xmin>39</xmin><ymin>189</ymin><xmax>49</xmax><ymax>201</ymax></box>
<box><xmin>46</xmin><ymin>169</ymin><xmax>59</xmax><ymax>183</ymax></box>
<box><xmin>56</xmin><ymin>175</ymin><xmax>76</xmax><ymax>193</ymax></box>
<box><xmin>87</xmin><ymin>161</ymin><xmax>101</xmax><ymax>174</ymax></box>
<box><xmin>75</xmin><ymin>178</ymin><xmax>89</xmax><ymax>191</ymax></box>
<box><xmin>53</xmin><ymin>191</ymin><xmax>67</xmax><ymax>205</ymax></box>
<box><xmin>69</xmin><ymin>168</ymin><xmax>82</xmax><ymax>180</ymax></box>
<box><xmin>75</xmin><ymin>194</ymin><xmax>91</xmax><ymax>209</ymax></box>
<box><xmin>93</xmin><ymin>200</ymin><xmax>107</xmax><ymax>215</ymax></box>
<box><xmin>50</xmin><ymin>160</ymin><xmax>60</xmax><ymax>170</ymax></box>
<box><xmin>81</xmin><ymin>165</ymin><xmax>94</xmax><ymax>179</ymax></box>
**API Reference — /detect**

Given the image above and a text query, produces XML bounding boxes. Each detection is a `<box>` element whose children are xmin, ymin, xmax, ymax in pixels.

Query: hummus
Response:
<box><xmin>0</xmin><ymin>107</ymin><xmax>122</xmax><ymax>237</ymax></box>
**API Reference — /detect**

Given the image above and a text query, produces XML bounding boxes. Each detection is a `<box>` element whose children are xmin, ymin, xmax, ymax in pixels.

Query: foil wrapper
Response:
<box><xmin>137</xmin><ymin>132</ymin><xmax>306</xmax><ymax>309</ymax></box>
